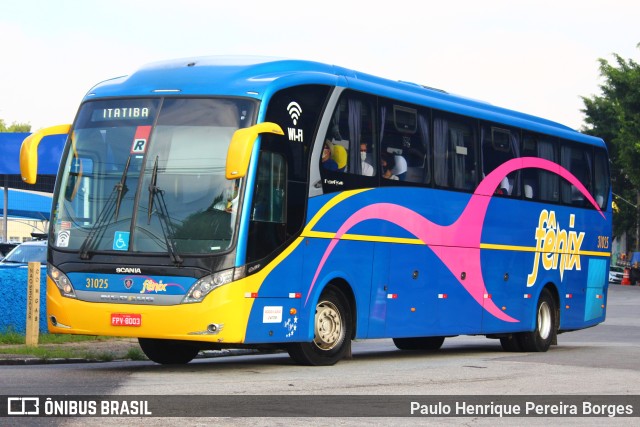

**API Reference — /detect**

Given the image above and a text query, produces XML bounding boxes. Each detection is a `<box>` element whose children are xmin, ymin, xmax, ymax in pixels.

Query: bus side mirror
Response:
<box><xmin>226</xmin><ymin>122</ymin><xmax>284</xmax><ymax>180</ymax></box>
<box><xmin>20</xmin><ymin>124</ymin><xmax>71</xmax><ymax>184</ymax></box>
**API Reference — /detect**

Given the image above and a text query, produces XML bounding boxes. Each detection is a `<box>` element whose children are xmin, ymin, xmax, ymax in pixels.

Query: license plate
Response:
<box><xmin>111</xmin><ymin>313</ymin><xmax>142</xmax><ymax>327</ymax></box>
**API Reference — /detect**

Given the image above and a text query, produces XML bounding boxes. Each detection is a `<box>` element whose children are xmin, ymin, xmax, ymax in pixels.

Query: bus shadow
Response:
<box><xmin>90</xmin><ymin>339</ymin><xmax>531</xmax><ymax>373</ymax></box>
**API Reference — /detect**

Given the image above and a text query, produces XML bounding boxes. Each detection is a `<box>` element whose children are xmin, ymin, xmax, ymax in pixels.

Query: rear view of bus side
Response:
<box><xmin>21</xmin><ymin>57</ymin><xmax>611</xmax><ymax>365</ymax></box>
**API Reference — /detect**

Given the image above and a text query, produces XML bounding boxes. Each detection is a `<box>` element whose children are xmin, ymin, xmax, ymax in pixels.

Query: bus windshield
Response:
<box><xmin>52</xmin><ymin>98</ymin><xmax>257</xmax><ymax>257</ymax></box>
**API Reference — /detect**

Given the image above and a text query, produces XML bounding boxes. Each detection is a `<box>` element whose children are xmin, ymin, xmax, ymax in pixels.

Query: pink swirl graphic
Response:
<box><xmin>305</xmin><ymin>157</ymin><xmax>604</xmax><ymax>322</ymax></box>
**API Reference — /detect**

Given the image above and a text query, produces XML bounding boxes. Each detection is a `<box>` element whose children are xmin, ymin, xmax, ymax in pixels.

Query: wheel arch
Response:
<box><xmin>323</xmin><ymin>277</ymin><xmax>357</xmax><ymax>340</ymax></box>
<box><xmin>542</xmin><ymin>282</ymin><xmax>560</xmax><ymax>310</ymax></box>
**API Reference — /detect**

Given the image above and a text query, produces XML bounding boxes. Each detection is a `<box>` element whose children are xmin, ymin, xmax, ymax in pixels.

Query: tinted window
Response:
<box><xmin>433</xmin><ymin>114</ymin><xmax>477</xmax><ymax>191</ymax></box>
<box><xmin>263</xmin><ymin>85</ymin><xmax>331</xmax><ymax>183</ymax></box>
<box><xmin>482</xmin><ymin>125</ymin><xmax>519</xmax><ymax>196</ymax></box>
<box><xmin>380</xmin><ymin>101</ymin><xmax>431</xmax><ymax>185</ymax></box>
<box><xmin>560</xmin><ymin>144</ymin><xmax>592</xmax><ymax>207</ymax></box>
<box><xmin>521</xmin><ymin>133</ymin><xmax>560</xmax><ymax>202</ymax></box>
<box><xmin>320</xmin><ymin>92</ymin><xmax>377</xmax><ymax>192</ymax></box>
<box><xmin>593</xmin><ymin>149</ymin><xmax>610</xmax><ymax>210</ymax></box>
<box><xmin>249</xmin><ymin>85</ymin><xmax>330</xmax><ymax>263</ymax></box>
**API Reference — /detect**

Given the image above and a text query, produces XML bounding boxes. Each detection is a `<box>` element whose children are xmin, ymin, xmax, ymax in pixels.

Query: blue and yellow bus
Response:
<box><xmin>21</xmin><ymin>57</ymin><xmax>611</xmax><ymax>365</ymax></box>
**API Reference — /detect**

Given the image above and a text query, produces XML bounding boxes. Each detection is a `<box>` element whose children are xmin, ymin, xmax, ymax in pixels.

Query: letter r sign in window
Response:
<box><xmin>131</xmin><ymin>126</ymin><xmax>151</xmax><ymax>154</ymax></box>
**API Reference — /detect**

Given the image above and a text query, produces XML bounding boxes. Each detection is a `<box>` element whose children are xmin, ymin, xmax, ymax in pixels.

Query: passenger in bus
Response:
<box><xmin>495</xmin><ymin>177</ymin><xmax>511</xmax><ymax>196</ymax></box>
<box><xmin>321</xmin><ymin>141</ymin><xmax>339</xmax><ymax>171</ymax></box>
<box><xmin>391</xmin><ymin>154</ymin><xmax>407</xmax><ymax>181</ymax></box>
<box><xmin>381</xmin><ymin>152</ymin><xmax>399</xmax><ymax>180</ymax></box>
<box><xmin>360</xmin><ymin>143</ymin><xmax>374</xmax><ymax>176</ymax></box>
<box><xmin>212</xmin><ymin>179</ymin><xmax>239</xmax><ymax>213</ymax></box>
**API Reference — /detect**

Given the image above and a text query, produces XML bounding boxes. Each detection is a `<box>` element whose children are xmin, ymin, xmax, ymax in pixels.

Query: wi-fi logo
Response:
<box><xmin>287</xmin><ymin>102</ymin><xmax>302</xmax><ymax>125</ymax></box>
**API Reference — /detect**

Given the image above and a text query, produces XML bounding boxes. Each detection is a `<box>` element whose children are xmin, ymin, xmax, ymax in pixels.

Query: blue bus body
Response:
<box><xmin>38</xmin><ymin>57</ymin><xmax>610</xmax><ymax>364</ymax></box>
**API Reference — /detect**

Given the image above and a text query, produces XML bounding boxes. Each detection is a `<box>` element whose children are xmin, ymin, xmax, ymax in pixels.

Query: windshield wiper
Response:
<box><xmin>147</xmin><ymin>156</ymin><xmax>183</xmax><ymax>265</ymax></box>
<box><xmin>79</xmin><ymin>158</ymin><xmax>132</xmax><ymax>260</ymax></box>
<box><xmin>114</xmin><ymin>155</ymin><xmax>131</xmax><ymax>221</ymax></box>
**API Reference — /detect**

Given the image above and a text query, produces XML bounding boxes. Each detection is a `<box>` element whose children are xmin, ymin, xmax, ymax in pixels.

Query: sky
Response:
<box><xmin>1</xmin><ymin>0</ymin><xmax>639</xmax><ymax>132</ymax></box>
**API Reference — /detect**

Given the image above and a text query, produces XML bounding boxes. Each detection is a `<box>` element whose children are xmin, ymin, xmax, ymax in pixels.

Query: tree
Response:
<box><xmin>0</xmin><ymin>118</ymin><xmax>31</xmax><ymax>132</ymax></box>
<box><xmin>581</xmin><ymin>44</ymin><xmax>640</xmax><ymax>250</ymax></box>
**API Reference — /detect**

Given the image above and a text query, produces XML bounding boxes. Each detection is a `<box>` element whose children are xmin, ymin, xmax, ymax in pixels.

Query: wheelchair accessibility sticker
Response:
<box><xmin>113</xmin><ymin>231</ymin><xmax>130</xmax><ymax>251</ymax></box>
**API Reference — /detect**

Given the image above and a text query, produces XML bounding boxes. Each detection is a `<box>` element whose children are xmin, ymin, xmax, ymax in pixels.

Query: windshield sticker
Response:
<box><xmin>113</xmin><ymin>231</ymin><xmax>130</xmax><ymax>251</ymax></box>
<box><xmin>56</xmin><ymin>230</ymin><xmax>70</xmax><ymax>247</ymax></box>
<box><xmin>131</xmin><ymin>125</ymin><xmax>151</xmax><ymax>154</ymax></box>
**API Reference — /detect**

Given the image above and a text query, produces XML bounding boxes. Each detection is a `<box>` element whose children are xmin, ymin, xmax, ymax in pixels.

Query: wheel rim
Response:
<box><xmin>313</xmin><ymin>300</ymin><xmax>343</xmax><ymax>350</ymax></box>
<box><xmin>538</xmin><ymin>301</ymin><xmax>552</xmax><ymax>340</ymax></box>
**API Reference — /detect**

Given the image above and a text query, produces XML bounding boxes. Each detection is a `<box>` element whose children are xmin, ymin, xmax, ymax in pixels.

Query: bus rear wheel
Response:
<box><xmin>287</xmin><ymin>286</ymin><xmax>352</xmax><ymax>366</ymax></box>
<box><xmin>138</xmin><ymin>338</ymin><xmax>200</xmax><ymax>364</ymax></box>
<box><xmin>393</xmin><ymin>336</ymin><xmax>445</xmax><ymax>351</ymax></box>
<box><xmin>517</xmin><ymin>288</ymin><xmax>557</xmax><ymax>352</ymax></box>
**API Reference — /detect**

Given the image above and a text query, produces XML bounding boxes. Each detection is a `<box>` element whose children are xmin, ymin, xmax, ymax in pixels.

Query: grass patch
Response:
<box><xmin>0</xmin><ymin>345</ymin><xmax>126</xmax><ymax>361</ymax></box>
<box><xmin>0</xmin><ymin>330</ymin><xmax>108</xmax><ymax>345</ymax></box>
<box><xmin>39</xmin><ymin>334</ymin><xmax>107</xmax><ymax>344</ymax></box>
<box><xmin>0</xmin><ymin>329</ymin><xmax>25</xmax><ymax>345</ymax></box>
<box><xmin>0</xmin><ymin>330</ymin><xmax>144</xmax><ymax>361</ymax></box>
<box><xmin>0</xmin><ymin>345</ymin><xmax>79</xmax><ymax>359</ymax></box>
<box><xmin>126</xmin><ymin>347</ymin><xmax>147</xmax><ymax>361</ymax></box>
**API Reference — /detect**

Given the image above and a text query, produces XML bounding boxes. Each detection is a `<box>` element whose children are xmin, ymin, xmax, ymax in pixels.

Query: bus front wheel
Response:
<box><xmin>287</xmin><ymin>286</ymin><xmax>352</xmax><ymax>366</ymax></box>
<box><xmin>138</xmin><ymin>338</ymin><xmax>200</xmax><ymax>364</ymax></box>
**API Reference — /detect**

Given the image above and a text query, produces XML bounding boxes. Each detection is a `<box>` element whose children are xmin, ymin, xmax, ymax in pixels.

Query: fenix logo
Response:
<box><xmin>527</xmin><ymin>210</ymin><xmax>585</xmax><ymax>287</ymax></box>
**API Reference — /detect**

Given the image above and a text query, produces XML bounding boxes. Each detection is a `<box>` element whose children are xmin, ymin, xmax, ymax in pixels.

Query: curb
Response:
<box><xmin>0</xmin><ymin>357</ymin><xmax>102</xmax><ymax>366</ymax></box>
<box><xmin>0</xmin><ymin>348</ymin><xmax>271</xmax><ymax>366</ymax></box>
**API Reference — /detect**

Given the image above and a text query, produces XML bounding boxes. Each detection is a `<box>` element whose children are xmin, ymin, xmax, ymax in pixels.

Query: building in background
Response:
<box><xmin>0</xmin><ymin>188</ymin><xmax>52</xmax><ymax>242</ymax></box>
<box><xmin>0</xmin><ymin>132</ymin><xmax>64</xmax><ymax>242</ymax></box>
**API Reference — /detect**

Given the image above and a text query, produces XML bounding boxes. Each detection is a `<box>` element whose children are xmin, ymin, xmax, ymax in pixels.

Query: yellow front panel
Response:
<box><xmin>46</xmin><ymin>276</ymin><xmax>256</xmax><ymax>343</ymax></box>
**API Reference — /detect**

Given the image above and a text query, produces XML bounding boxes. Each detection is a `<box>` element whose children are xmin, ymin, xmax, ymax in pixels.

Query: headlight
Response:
<box><xmin>183</xmin><ymin>267</ymin><xmax>245</xmax><ymax>303</ymax></box>
<box><xmin>48</xmin><ymin>264</ymin><xmax>76</xmax><ymax>298</ymax></box>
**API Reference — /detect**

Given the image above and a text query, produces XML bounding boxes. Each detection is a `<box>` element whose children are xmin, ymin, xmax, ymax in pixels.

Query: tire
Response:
<box><xmin>500</xmin><ymin>335</ymin><xmax>522</xmax><ymax>352</ymax></box>
<box><xmin>138</xmin><ymin>338</ymin><xmax>200</xmax><ymax>364</ymax></box>
<box><xmin>518</xmin><ymin>288</ymin><xmax>557</xmax><ymax>352</ymax></box>
<box><xmin>287</xmin><ymin>286</ymin><xmax>352</xmax><ymax>366</ymax></box>
<box><xmin>393</xmin><ymin>336</ymin><xmax>445</xmax><ymax>351</ymax></box>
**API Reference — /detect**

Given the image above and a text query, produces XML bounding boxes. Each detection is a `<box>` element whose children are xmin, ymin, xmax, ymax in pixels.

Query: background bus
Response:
<box><xmin>21</xmin><ymin>57</ymin><xmax>611</xmax><ymax>365</ymax></box>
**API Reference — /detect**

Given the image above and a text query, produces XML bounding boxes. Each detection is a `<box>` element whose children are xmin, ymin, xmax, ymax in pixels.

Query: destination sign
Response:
<box><xmin>91</xmin><ymin>107</ymin><xmax>152</xmax><ymax>121</ymax></box>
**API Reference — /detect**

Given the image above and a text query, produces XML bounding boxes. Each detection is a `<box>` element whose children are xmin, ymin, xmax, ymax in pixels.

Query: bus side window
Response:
<box><xmin>405</xmin><ymin>112</ymin><xmax>431</xmax><ymax>185</ymax></box>
<box><xmin>481</xmin><ymin>124</ymin><xmax>519</xmax><ymax>197</ymax></box>
<box><xmin>320</xmin><ymin>93</ymin><xmax>377</xmax><ymax>191</ymax></box>
<box><xmin>560</xmin><ymin>144</ymin><xmax>592</xmax><ymax>207</ymax></box>
<box><xmin>522</xmin><ymin>134</ymin><xmax>559</xmax><ymax>202</ymax></box>
<box><xmin>334</xmin><ymin>95</ymin><xmax>376</xmax><ymax>177</ymax></box>
<box><xmin>246</xmin><ymin>151</ymin><xmax>287</xmax><ymax>263</ymax></box>
<box><xmin>251</xmin><ymin>152</ymin><xmax>286</xmax><ymax>223</ymax></box>
<box><xmin>433</xmin><ymin>115</ymin><xmax>477</xmax><ymax>191</ymax></box>
<box><xmin>593</xmin><ymin>149</ymin><xmax>610</xmax><ymax>210</ymax></box>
